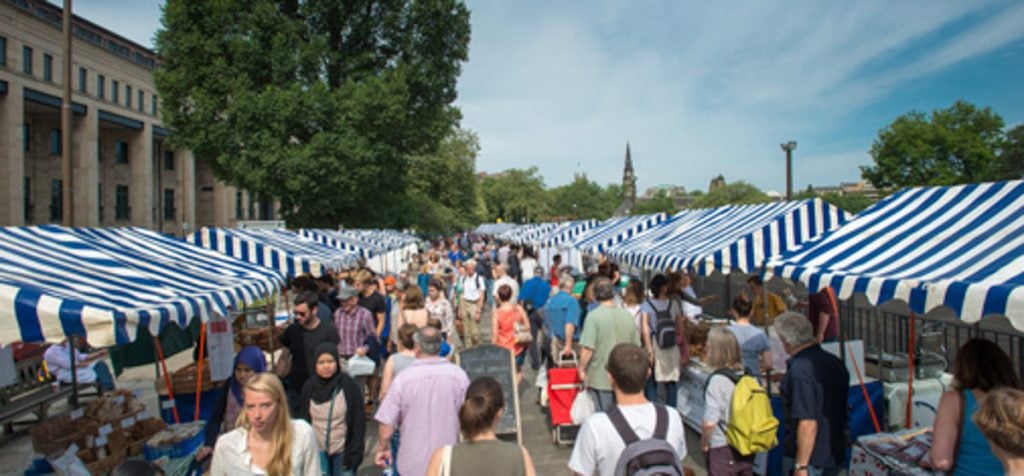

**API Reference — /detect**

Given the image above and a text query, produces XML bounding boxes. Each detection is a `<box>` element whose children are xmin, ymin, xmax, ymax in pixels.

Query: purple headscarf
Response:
<box><xmin>229</xmin><ymin>346</ymin><xmax>266</xmax><ymax>403</ymax></box>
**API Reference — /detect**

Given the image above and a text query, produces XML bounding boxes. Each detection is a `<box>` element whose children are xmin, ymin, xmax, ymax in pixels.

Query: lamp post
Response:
<box><xmin>781</xmin><ymin>141</ymin><xmax>797</xmax><ymax>200</ymax></box>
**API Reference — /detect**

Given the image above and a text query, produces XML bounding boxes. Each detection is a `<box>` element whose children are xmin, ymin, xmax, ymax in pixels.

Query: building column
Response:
<box><xmin>73</xmin><ymin>105</ymin><xmax>99</xmax><ymax>226</ymax></box>
<box><xmin>179</xmin><ymin>149</ymin><xmax>196</xmax><ymax>235</ymax></box>
<box><xmin>129</xmin><ymin>123</ymin><xmax>153</xmax><ymax>228</ymax></box>
<box><xmin>1</xmin><ymin>85</ymin><xmax>26</xmax><ymax>225</ymax></box>
<box><xmin>213</xmin><ymin>181</ymin><xmax>232</xmax><ymax>227</ymax></box>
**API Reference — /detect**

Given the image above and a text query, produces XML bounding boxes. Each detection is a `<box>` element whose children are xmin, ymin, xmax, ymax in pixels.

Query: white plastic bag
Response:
<box><xmin>347</xmin><ymin>355</ymin><xmax>376</xmax><ymax>377</ymax></box>
<box><xmin>535</xmin><ymin>367</ymin><xmax>548</xmax><ymax>389</ymax></box>
<box><xmin>570</xmin><ymin>387</ymin><xmax>595</xmax><ymax>424</ymax></box>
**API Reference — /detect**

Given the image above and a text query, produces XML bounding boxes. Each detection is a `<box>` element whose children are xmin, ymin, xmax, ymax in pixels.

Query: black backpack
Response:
<box><xmin>606</xmin><ymin>404</ymin><xmax>684</xmax><ymax>476</ymax></box>
<box><xmin>647</xmin><ymin>299</ymin><xmax>677</xmax><ymax>349</ymax></box>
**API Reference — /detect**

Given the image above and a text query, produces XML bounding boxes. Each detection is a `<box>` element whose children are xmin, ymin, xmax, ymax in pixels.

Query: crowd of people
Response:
<box><xmin>185</xmin><ymin>233</ymin><xmax>1024</xmax><ymax>476</ymax></box>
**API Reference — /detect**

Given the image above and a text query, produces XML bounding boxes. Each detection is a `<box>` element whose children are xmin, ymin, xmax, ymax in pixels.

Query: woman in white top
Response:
<box><xmin>211</xmin><ymin>372</ymin><xmax>321</xmax><ymax>476</ymax></box>
<box><xmin>702</xmin><ymin>327</ymin><xmax>754</xmax><ymax>475</ymax></box>
<box><xmin>425</xmin><ymin>278</ymin><xmax>457</xmax><ymax>347</ymax></box>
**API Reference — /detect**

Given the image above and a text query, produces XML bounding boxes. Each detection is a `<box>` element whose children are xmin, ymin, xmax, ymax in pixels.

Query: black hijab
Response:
<box><xmin>308</xmin><ymin>343</ymin><xmax>343</xmax><ymax>404</ymax></box>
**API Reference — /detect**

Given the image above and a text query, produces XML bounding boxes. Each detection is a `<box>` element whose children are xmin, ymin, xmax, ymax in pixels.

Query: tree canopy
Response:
<box><xmin>155</xmin><ymin>0</ymin><xmax>471</xmax><ymax>228</ymax></box>
<box><xmin>690</xmin><ymin>181</ymin><xmax>771</xmax><ymax>209</ymax></box>
<box><xmin>405</xmin><ymin>127</ymin><xmax>485</xmax><ymax>233</ymax></box>
<box><xmin>479</xmin><ymin>167</ymin><xmax>550</xmax><ymax>223</ymax></box>
<box><xmin>861</xmin><ymin>100</ymin><xmax>1007</xmax><ymax>189</ymax></box>
<box><xmin>547</xmin><ymin>177</ymin><xmax>620</xmax><ymax>220</ymax></box>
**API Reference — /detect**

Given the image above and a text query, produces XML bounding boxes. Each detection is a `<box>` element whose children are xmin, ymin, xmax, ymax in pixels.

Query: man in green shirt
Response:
<box><xmin>578</xmin><ymin>277</ymin><xmax>641</xmax><ymax>410</ymax></box>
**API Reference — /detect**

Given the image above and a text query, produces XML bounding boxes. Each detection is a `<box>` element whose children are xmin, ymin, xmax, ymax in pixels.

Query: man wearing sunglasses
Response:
<box><xmin>276</xmin><ymin>290</ymin><xmax>340</xmax><ymax>413</ymax></box>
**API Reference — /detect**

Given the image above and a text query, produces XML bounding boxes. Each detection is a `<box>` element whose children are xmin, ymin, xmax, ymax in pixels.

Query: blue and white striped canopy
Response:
<box><xmin>609</xmin><ymin>199</ymin><xmax>850</xmax><ymax>276</ymax></box>
<box><xmin>299</xmin><ymin>229</ymin><xmax>384</xmax><ymax>258</ymax></box>
<box><xmin>501</xmin><ymin>223</ymin><xmax>560</xmax><ymax>245</ymax></box>
<box><xmin>573</xmin><ymin>213</ymin><xmax>668</xmax><ymax>254</ymax></box>
<box><xmin>475</xmin><ymin>223</ymin><xmax>517</xmax><ymax>236</ymax></box>
<box><xmin>0</xmin><ymin>226</ymin><xmax>284</xmax><ymax>347</ymax></box>
<box><xmin>531</xmin><ymin>220</ymin><xmax>600</xmax><ymax>247</ymax></box>
<box><xmin>187</xmin><ymin>227</ymin><xmax>360</xmax><ymax>278</ymax></box>
<box><xmin>767</xmin><ymin>181</ymin><xmax>1024</xmax><ymax>331</ymax></box>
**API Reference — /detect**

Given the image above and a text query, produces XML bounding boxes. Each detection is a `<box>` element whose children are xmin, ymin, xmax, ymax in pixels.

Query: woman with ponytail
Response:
<box><xmin>211</xmin><ymin>372</ymin><xmax>321</xmax><ymax>475</ymax></box>
<box><xmin>425</xmin><ymin>376</ymin><xmax>536</xmax><ymax>476</ymax></box>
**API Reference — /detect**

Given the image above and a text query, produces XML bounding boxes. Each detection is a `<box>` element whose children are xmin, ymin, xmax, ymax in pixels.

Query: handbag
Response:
<box><xmin>513</xmin><ymin>318</ymin><xmax>533</xmax><ymax>345</ymax></box>
<box><xmin>319</xmin><ymin>388</ymin><xmax>338</xmax><ymax>476</ymax></box>
<box><xmin>570</xmin><ymin>386</ymin><xmax>596</xmax><ymax>424</ymax></box>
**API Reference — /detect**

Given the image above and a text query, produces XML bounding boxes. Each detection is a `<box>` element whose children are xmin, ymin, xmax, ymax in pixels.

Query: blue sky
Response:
<box><xmin>68</xmin><ymin>0</ymin><xmax>1024</xmax><ymax>195</ymax></box>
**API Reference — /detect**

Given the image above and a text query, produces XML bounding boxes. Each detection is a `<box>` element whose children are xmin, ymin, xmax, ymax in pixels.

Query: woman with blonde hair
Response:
<box><xmin>702</xmin><ymin>327</ymin><xmax>754</xmax><ymax>475</ymax></box>
<box><xmin>211</xmin><ymin>373</ymin><xmax>321</xmax><ymax>475</ymax></box>
<box><xmin>973</xmin><ymin>387</ymin><xmax>1024</xmax><ymax>474</ymax></box>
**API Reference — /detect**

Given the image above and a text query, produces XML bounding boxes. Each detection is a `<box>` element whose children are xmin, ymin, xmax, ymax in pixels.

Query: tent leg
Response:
<box><xmin>69</xmin><ymin>335</ymin><xmax>79</xmax><ymax>406</ymax></box>
<box><xmin>906</xmin><ymin>312</ymin><xmax>916</xmax><ymax>429</ymax></box>
<box><xmin>194</xmin><ymin>322</ymin><xmax>206</xmax><ymax>421</ymax></box>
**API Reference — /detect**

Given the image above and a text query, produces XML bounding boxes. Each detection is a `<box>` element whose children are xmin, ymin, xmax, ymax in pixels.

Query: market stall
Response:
<box><xmin>527</xmin><ymin>219</ymin><xmax>599</xmax><ymax>273</ymax></box>
<box><xmin>572</xmin><ymin>212</ymin><xmax>668</xmax><ymax>256</ymax></box>
<box><xmin>764</xmin><ymin>179</ymin><xmax>1024</xmax><ymax>472</ymax></box>
<box><xmin>187</xmin><ymin>227</ymin><xmax>361</xmax><ymax>278</ymax></box>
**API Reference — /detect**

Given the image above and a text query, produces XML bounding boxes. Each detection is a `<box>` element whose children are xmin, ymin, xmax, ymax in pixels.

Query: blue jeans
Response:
<box><xmin>782</xmin><ymin>456</ymin><xmax>841</xmax><ymax>476</ymax></box>
<box><xmin>328</xmin><ymin>452</ymin><xmax>355</xmax><ymax>476</ymax></box>
<box><xmin>590</xmin><ymin>389</ymin><xmax>615</xmax><ymax>411</ymax></box>
<box><xmin>645</xmin><ymin>377</ymin><xmax>677</xmax><ymax>408</ymax></box>
<box><xmin>93</xmin><ymin>361</ymin><xmax>115</xmax><ymax>391</ymax></box>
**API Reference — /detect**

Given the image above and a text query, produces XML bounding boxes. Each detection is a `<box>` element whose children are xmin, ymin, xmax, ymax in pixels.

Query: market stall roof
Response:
<box><xmin>572</xmin><ymin>213</ymin><xmax>668</xmax><ymax>254</ymax></box>
<box><xmin>500</xmin><ymin>223</ymin><xmax>560</xmax><ymax>245</ymax></box>
<box><xmin>0</xmin><ymin>226</ymin><xmax>284</xmax><ymax>347</ymax></box>
<box><xmin>341</xmin><ymin>229</ymin><xmax>420</xmax><ymax>250</ymax></box>
<box><xmin>298</xmin><ymin>229</ymin><xmax>385</xmax><ymax>258</ymax></box>
<box><xmin>766</xmin><ymin>180</ymin><xmax>1024</xmax><ymax>331</ymax></box>
<box><xmin>474</xmin><ymin>223</ymin><xmax>517</xmax><ymax>236</ymax></box>
<box><xmin>608</xmin><ymin>199</ymin><xmax>850</xmax><ymax>276</ymax></box>
<box><xmin>186</xmin><ymin>227</ymin><xmax>360</xmax><ymax>278</ymax></box>
<box><xmin>530</xmin><ymin>219</ymin><xmax>600</xmax><ymax>248</ymax></box>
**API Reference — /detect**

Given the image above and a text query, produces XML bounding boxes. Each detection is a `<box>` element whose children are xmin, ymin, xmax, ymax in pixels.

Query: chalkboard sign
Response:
<box><xmin>457</xmin><ymin>345</ymin><xmax>521</xmax><ymax>443</ymax></box>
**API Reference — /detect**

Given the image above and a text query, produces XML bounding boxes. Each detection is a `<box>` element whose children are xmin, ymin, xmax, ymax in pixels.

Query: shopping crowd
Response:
<box><xmin>188</xmin><ymin>233</ymin><xmax>1024</xmax><ymax>476</ymax></box>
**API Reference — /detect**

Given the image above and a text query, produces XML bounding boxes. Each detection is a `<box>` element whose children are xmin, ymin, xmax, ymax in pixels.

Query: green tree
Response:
<box><xmin>861</xmin><ymin>100</ymin><xmax>1006</xmax><ymax>189</ymax></box>
<box><xmin>690</xmin><ymin>181</ymin><xmax>771</xmax><ymax>208</ymax></box>
<box><xmin>548</xmin><ymin>177</ymin><xmax>617</xmax><ymax>220</ymax></box>
<box><xmin>996</xmin><ymin>124</ymin><xmax>1024</xmax><ymax>179</ymax></box>
<box><xmin>479</xmin><ymin>167</ymin><xmax>550</xmax><ymax>223</ymax></box>
<box><xmin>632</xmin><ymin>190</ymin><xmax>677</xmax><ymax>215</ymax></box>
<box><xmin>155</xmin><ymin>0</ymin><xmax>471</xmax><ymax>228</ymax></box>
<box><xmin>405</xmin><ymin>127</ymin><xmax>484</xmax><ymax>233</ymax></box>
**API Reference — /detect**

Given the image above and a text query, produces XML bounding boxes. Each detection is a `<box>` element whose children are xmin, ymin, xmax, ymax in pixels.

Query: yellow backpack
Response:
<box><xmin>706</xmin><ymin>370</ymin><xmax>780</xmax><ymax>455</ymax></box>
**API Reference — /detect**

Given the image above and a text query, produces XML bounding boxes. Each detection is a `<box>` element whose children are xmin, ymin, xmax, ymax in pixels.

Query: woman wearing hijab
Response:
<box><xmin>299</xmin><ymin>343</ymin><xmax>366</xmax><ymax>475</ymax></box>
<box><xmin>198</xmin><ymin>345</ymin><xmax>266</xmax><ymax>461</ymax></box>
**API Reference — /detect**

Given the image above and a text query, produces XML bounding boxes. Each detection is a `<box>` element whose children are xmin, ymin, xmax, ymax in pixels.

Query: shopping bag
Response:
<box><xmin>347</xmin><ymin>355</ymin><xmax>377</xmax><ymax>377</ymax></box>
<box><xmin>570</xmin><ymin>387</ymin><xmax>595</xmax><ymax>424</ymax></box>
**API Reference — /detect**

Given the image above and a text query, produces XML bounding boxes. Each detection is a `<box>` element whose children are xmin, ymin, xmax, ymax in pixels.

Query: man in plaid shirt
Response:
<box><xmin>334</xmin><ymin>287</ymin><xmax>377</xmax><ymax>359</ymax></box>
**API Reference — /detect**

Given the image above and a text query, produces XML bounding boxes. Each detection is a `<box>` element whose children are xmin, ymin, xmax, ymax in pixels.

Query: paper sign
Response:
<box><xmin>95</xmin><ymin>435</ymin><xmax>108</xmax><ymax>447</ymax></box>
<box><xmin>161</xmin><ymin>399</ymin><xmax>175</xmax><ymax>409</ymax></box>
<box><xmin>70</xmin><ymin>409</ymin><xmax>84</xmax><ymax>420</ymax></box>
<box><xmin>207</xmin><ymin>314</ymin><xmax>236</xmax><ymax>382</ymax></box>
<box><xmin>98</xmin><ymin>424</ymin><xmax>112</xmax><ymax>436</ymax></box>
<box><xmin>65</xmin><ymin>443</ymin><xmax>79</xmax><ymax>456</ymax></box>
<box><xmin>112</xmin><ymin>395</ymin><xmax>125</xmax><ymax>404</ymax></box>
<box><xmin>121</xmin><ymin>417</ymin><xmax>135</xmax><ymax>428</ymax></box>
<box><xmin>138</xmin><ymin>410</ymin><xmax>150</xmax><ymax>420</ymax></box>
<box><xmin>133</xmin><ymin>389</ymin><xmax>143</xmax><ymax>399</ymax></box>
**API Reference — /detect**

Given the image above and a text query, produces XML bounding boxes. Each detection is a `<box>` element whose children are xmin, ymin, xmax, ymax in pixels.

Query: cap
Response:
<box><xmin>384</xmin><ymin>276</ymin><xmax>397</xmax><ymax>286</ymax></box>
<box><xmin>337</xmin><ymin>287</ymin><xmax>358</xmax><ymax>301</ymax></box>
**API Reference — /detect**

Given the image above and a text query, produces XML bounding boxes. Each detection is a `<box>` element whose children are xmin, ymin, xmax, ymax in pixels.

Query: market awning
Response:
<box><xmin>299</xmin><ymin>229</ymin><xmax>384</xmax><ymax>258</ymax></box>
<box><xmin>187</xmin><ymin>227</ymin><xmax>360</xmax><ymax>278</ymax></box>
<box><xmin>474</xmin><ymin>223</ymin><xmax>517</xmax><ymax>236</ymax></box>
<box><xmin>572</xmin><ymin>213</ymin><xmax>668</xmax><ymax>254</ymax></box>
<box><xmin>531</xmin><ymin>219</ymin><xmax>600</xmax><ymax>248</ymax></box>
<box><xmin>501</xmin><ymin>223</ymin><xmax>560</xmax><ymax>245</ymax></box>
<box><xmin>0</xmin><ymin>226</ymin><xmax>284</xmax><ymax>347</ymax></box>
<box><xmin>609</xmin><ymin>199</ymin><xmax>850</xmax><ymax>275</ymax></box>
<box><xmin>767</xmin><ymin>181</ymin><xmax>1024</xmax><ymax>331</ymax></box>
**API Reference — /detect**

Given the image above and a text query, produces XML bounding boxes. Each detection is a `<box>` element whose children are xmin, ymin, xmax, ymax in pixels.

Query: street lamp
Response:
<box><xmin>780</xmin><ymin>141</ymin><xmax>797</xmax><ymax>201</ymax></box>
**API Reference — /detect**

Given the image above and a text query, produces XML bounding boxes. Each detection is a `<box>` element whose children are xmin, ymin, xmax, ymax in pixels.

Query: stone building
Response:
<box><xmin>0</xmin><ymin>0</ymin><xmax>275</xmax><ymax>235</ymax></box>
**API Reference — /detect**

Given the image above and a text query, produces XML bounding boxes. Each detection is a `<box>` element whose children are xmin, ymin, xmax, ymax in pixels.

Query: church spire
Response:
<box><xmin>625</xmin><ymin>142</ymin><xmax>634</xmax><ymax>173</ymax></box>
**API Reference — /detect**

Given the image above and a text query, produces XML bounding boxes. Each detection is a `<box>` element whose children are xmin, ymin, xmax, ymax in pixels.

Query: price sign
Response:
<box><xmin>133</xmin><ymin>389</ymin><xmax>143</xmax><ymax>399</ymax></box>
<box><xmin>98</xmin><ymin>424</ymin><xmax>112</xmax><ymax>436</ymax></box>
<box><xmin>121</xmin><ymin>417</ymin><xmax>135</xmax><ymax>429</ymax></box>
<box><xmin>70</xmin><ymin>409</ymin><xmax>84</xmax><ymax>420</ymax></box>
<box><xmin>161</xmin><ymin>399</ymin><xmax>176</xmax><ymax>410</ymax></box>
<box><xmin>138</xmin><ymin>410</ymin><xmax>150</xmax><ymax>420</ymax></box>
<box><xmin>95</xmin><ymin>435</ymin><xmax>108</xmax><ymax>447</ymax></box>
<box><xmin>112</xmin><ymin>395</ymin><xmax>125</xmax><ymax>404</ymax></box>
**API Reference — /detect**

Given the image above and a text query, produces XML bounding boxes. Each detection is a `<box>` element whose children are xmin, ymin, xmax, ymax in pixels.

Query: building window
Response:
<box><xmin>248</xmin><ymin>193</ymin><xmax>256</xmax><ymax>219</ymax></box>
<box><xmin>163</xmin><ymin>189</ymin><xmax>175</xmax><ymax>220</ymax></box>
<box><xmin>0</xmin><ymin>36</ymin><xmax>6</xmax><ymax>66</ymax></box>
<box><xmin>97</xmin><ymin>74</ymin><xmax>105</xmax><ymax>99</ymax></box>
<box><xmin>163</xmin><ymin>150</ymin><xmax>174</xmax><ymax>170</ymax></box>
<box><xmin>22</xmin><ymin>46</ymin><xmax>32</xmax><ymax>75</ymax></box>
<box><xmin>23</xmin><ymin>124</ymin><xmax>30</xmax><ymax>151</ymax></box>
<box><xmin>152</xmin><ymin>95</ymin><xmax>158</xmax><ymax>115</ymax></box>
<box><xmin>23</xmin><ymin>177</ymin><xmax>32</xmax><ymax>223</ymax></box>
<box><xmin>97</xmin><ymin>183</ymin><xmax>103</xmax><ymax>222</ymax></box>
<box><xmin>259</xmin><ymin>196</ymin><xmax>274</xmax><ymax>220</ymax></box>
<box><xmin>97</xmin><ymin>138</ymin><xmax>102</xmax><ymax>164</ymax></box>
<box><xmin>138</xmin><ymin>90</ymin><xmax>144</xmax><ymax>112</ymax></box>
<box><xmin>78</xmin><ymin>67</ymin><xmax>87</xmax><ymax>93</ymax></box>
<box><xmin>43</xmin><ymin>54</ymin><xmax>52</xmax><ymax>81</ymax></box>
<box><xmin>112</xmin><ymin>80</ymin><xmax>119</xmax><ymax>103</ymax></box>
<box><xmin>115</xmin><ymin>141</ymin><xmax>128</xmax><ymax>163</ymax></box>
<box><xmin>235</xmin><ymin>191</ymin><xmax>243</xmax><ymax>219</ymax></box>
<box><xmin>50</xmin><ymin>179</ymin><xmax>62</xmax><ymax>222</ymax></box>
<box><xmin>49</xmin><ymin>129</ymin><xmax>61</xmax><ymax>155</ymax></box>
<box><xmin>126</xmin><ymin>85</ymin><xmax>132</xmax><ymax>108</ymax></box>
<box><xmin>115</xmin><ymin>185</ymin><xmax>130</xmax><ymax>220</ymax></box>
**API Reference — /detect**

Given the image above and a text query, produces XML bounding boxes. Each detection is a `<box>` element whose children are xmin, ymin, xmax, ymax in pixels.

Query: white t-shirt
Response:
<box><xmin>568</xmin><ymin>403</ymin><xmax>688</xmax><ymax>476</ymax></box>
<box><xmin>493</xmin><ymin>275</ymin><xmax>519</xmax><ymax>304</ymax></box>
<box><xmin>520</xmin><ymin>257</ymin><xmax>538</xmax><ymax>282</ymax></box>
<box><xmin>703</xmin><ymin>372</ymin><xmax>737</xmax><ymax>449</ymax></box>
<box><xmin>211</xmin><ymin>419</ymin><xmax>321</xmax><ymax>475</ymax></box>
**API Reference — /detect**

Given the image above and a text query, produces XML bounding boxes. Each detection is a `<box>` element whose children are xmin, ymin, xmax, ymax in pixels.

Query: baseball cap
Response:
<box><xmin>337</xmin><ymin>287</ymin><xmax>358</xmax><ymax>301</ymax></box>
